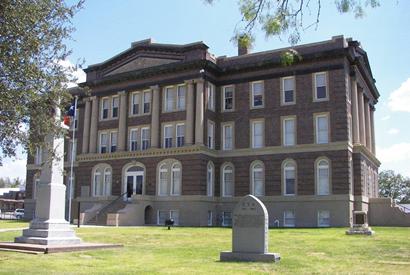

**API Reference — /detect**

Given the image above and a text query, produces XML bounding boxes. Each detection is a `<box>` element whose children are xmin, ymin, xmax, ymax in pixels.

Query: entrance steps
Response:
<box><xmin>81</xmin><ymin>200</ymin><xmax>126</xmax><ymax>226</ymax></box>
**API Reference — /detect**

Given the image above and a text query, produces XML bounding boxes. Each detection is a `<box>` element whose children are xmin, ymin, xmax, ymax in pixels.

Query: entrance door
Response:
<box><xmin>124</xmin><ymin>166</ymin><xmax>144</xmax><ymax>201</ymax></box>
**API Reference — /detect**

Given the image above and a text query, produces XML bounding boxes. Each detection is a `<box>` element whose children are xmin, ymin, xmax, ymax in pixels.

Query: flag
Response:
<box><xmin>64</xmin><ymin>101</ymin><xmax>76</xmax><ymax>126</ymax></box>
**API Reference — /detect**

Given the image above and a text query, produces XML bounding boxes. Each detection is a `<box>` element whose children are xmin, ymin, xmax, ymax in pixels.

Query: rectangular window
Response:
<box><xmin>207</xmin><ymin>83</ymin><xmax>215</xmax><ymax>110</ymax></box>
<box><xmin>284</xmin><ymin>210</ymin><xmax>296</xmax><ymax>227</ymax></box>
<box><xmin>222</xmin><ymin>212</ymin><xmax>232</xmax><ymax>226</ymax></box>
<box><xmin>141</xmin><ymin>127</ymin><xmax>150</xmax><ymax>150</ymax></box>
<box><xmin>131</xmin><ymin>93</ymin><xmax>140</xmax><ymax>115</ymax></box>
<box><xmin>177</xmin><ymin>85</ymin><xmax>186</xmax><ymax>111</ymax></box>
<box><xmin>35</xmin><ymin>146</ymin><xmax>42</xmax><ymax>165</ymax></box>
<box><xmin>164</xmin><ymin>125</ymin><xmax>173</xmax><ymax>148</ymax></box>
<box><xmin>207</xmin><ymin>211</ymin><xmax>213</xmax><ymax>226</ymax></box>
<box><xmin>316</xmin><ymin>114</ymin><xmax>329</xmax><ymax>144</ymax></box>
<box><xmin>157</xmin><ymin>210</ymin><xmax>168</xmax><ymax>225</ymax></box>
<box><xmin>251</xmin><ymin>81</ymin><xmax>264</xmax><ymax>108</ymax></box>
<box><xmin>112</xmin><ymin>96</ymin><xmax>119</xmax><ymax>118</ymax></box>
<box><xmin>318</xmin><ymin>210</ymin><xmax>330</xmax><ymax>227</ymax></box>
<box><xmin>170</xmin><ymin>210</ymin><xmax>179</xmax><ymax>225</ymax></box>
<box><xmin>143</xmin><ymin>91</ymin><xmax>151</xmax><ymax>114</ymax></box>
<box><xmin>283</xmin><ymin>117</ymin><xmax>296</xmax><ymax>146</ymax></box>
<box><xmin>100</xmin><ymin>133</ymin><xmax>108</xmax><ymax>153</ymax></box>
<box><xmin>101</xmin><ymin>98</ymin><xmax>109</xmax><ymax>119</ymax></box>
<box><xmin>165</xmin><ymin>87</ymin><xmax>175</xmax><ymax>112</ymax></box>
<box><xmin>223</xmin><ymin>124</ymin><xmax>233</xmax><ymax>150</ymax></box>
<box><xmin>315</xmin><ymin>72</ymin><xmax>328</xmax><ymax>100</ymax></box>
<box><xmin>110</xmin><ymin>132</ymin><xmax>117</xmax><ymax>152</ymax></box>
<box><xmin>252</xmin><ymin>120</ymin><xmax>264</xmax><ymax>148</ymax></box>
<box><xmin>129</xmin><ymin>129</ymin><xmax>138</xmax><ymax>151</ymax></box>
<box><xmin>223</xmin><ymin>86</ymin><xmax>234</xmax><ymax>111</ymax></box>
<box><xmin>282</xmin><ymin>77</ymin><xmax>295</xmax><ymax>104</ymax></box>
<box><xmin>207</xmin><ymin>121</ymin><xmax>215</xmax><ymax>149</ymax></box>
<box><xmin>176</xmin><ymin>124</ymin><xmax>185</xmax><ymax>147</ymax></box>
<box><xmin>284</xmin><ymin>165</ymin><xmax>296</xmax><ymax>195</ymax></box>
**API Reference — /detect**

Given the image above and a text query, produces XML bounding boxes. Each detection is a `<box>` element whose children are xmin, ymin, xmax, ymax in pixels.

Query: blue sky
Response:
<box><xmin>1</xmin><ymin>0</ymin><xmax>410</xmax><ymax>180</ymax></box>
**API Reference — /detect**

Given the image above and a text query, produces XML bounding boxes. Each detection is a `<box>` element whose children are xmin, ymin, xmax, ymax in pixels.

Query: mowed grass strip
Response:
<box><xmin>0</xmin><ymin>222</ymin><xmax>409</xmax><ymax>275</ymax></box>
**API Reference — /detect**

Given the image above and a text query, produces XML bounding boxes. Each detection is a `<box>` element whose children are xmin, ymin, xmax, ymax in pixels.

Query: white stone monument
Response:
<box><xmin>15</xmin><ymin>107</ymin><xmax>81</xmax><ymax>245</ymax></box>
<box><xmin>220</xmin><ymin>195</ymin><xmax>280</xmax><ymax>262</ymax></box>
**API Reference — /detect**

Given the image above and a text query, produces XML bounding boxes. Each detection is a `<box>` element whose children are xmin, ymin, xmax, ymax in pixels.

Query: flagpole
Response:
<box><xmin>68</xmin><ymin>95</ymin><xmax>78</xmax><ymax>223</ymax></box>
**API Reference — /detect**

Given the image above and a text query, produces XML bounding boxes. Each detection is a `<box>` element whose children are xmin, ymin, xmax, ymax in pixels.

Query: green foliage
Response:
<box><xmin>280</xmin><ymin>49</ymin><xmax>302</xmax><ymax>66</ymax></box>
<box><xmin>0</xmin><ymin>177</ymin><xmax>24</xmax><ymax>188</ymax></box>
<box><xmin>378</xmin><ymin>170</ymin><xmax>410</xmax><ymax>203</ymax></box>
<box><xmin>0</xmin><ymin>0</ymin><xmax>83</xmax><ymax>164</ymax></box>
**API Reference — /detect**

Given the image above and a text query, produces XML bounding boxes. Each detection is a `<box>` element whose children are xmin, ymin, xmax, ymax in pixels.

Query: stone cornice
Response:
<box><xmin>76</xmin><ymin>142</ymin><xmax>350</xmax><ymax>162</ymax></box>
<box><xmin>353</xmin><ymin>144</ymin><xmax>381</xmax><ymax>166</ymax></box>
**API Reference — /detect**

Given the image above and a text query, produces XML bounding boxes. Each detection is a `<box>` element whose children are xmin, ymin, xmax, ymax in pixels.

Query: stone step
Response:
<box><xmin>22</xmin><ymin>228</ymin><xmax>78</xmax><ymax>238</ymax></box>
<box><xmin>15</xmin><ymin>236</ymin><xmax>82</xmax><ymax>246</ymax></box>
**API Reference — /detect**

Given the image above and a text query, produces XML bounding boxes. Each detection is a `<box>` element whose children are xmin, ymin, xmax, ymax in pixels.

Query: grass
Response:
<box><xmin>0</xmin><ymin>221</ymin><xmax>409</xmax><ymax>274</ymax></box>
<box><xmin>0</xmin><ymin>220</ymin><xmax>28</xmax><ymax>229</ymax></box>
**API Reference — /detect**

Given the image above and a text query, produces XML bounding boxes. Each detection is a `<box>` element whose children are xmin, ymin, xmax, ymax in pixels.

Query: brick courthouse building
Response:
<box><xmin>24</xmin><ymin>36</ymin><xmax>382</xmax><ymax>227</ymax></box>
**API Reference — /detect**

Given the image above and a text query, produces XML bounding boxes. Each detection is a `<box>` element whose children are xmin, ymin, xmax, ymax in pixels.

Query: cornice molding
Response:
<box><xmin>352</xmin><ymin>144</ymin><xmax>381</xmax><ymax>166</ymax></box>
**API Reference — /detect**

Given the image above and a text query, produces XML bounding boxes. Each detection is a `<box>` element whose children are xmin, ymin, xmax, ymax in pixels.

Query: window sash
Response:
<box><xmin>171</xmin><ymin>167</ymin><xmax>181</xmax><ymax>195</ymax></box>
<box><xmin>164</xmin><ymin>125</ymin><xmax>173</xmax><ymax>148</ymax></box>
<box><xmin>316</xmin><ymin>116</ymin><xmax>329</xmax><ymax>144</ymax></box>
<box><xmin>318</xmin><ymin>210</ymin><xmax>330</xmax><ymax>227</ymax></box>
<box><xmin>141</xmin><ymin>128</ymin><xmax>150</xmax><ymax>150</ymax></box>
<box><xmin>130</xmin><ymin>129</ymin><xmax>138</xmax><ymax>151</ymax></box>
<box><xmin>223</xmin><ymin>125</ymin><xmax>233</xmax><ymax>150</ymax></box>
<box><xmin>252</xmin><ymin>82</ymin><xmax>263</xmax><ymax>107</ymax></box>
<box><xmin>284</xmin><ymin>210</ymin><xmax>296</xmax><ymax>227</ymax></box>
<box><xmin>284</xmin><ymin>119</ymin><xmax>296</xmax><ymax>146</ymax></box>
<box><xmin>112</xmin><ymin>97</ymin><xmax>119</xmax><ymax>118</ymax></box>
<box><xmin>252</xmin><ymin>122</ymin><xmax>263</xmax><ymax>148</ymax></box>
<box><xmin>283</xmin><ymin>77</ymin><xmax>295</xmax><ymax>103</ymax></box>
<box><xmin>110</xmin><ymin>132</ymin><xmax>117</xmax><ymax>152</ymax></box>
<box><xmin>222</xmin><ymin>212</ymin><xmax>232</xmax><ymax>226</ymax></box>
<box><xmin>100</xmin><ymin>133</ymin><xmax>108</xmax><ymax>153</ymax></box>
<box><xmin>159</xmin><ymin>168</ymin><xmax>168</xmax><ymax>196</ymax></box>
<box><xmin>207</xmin><ymin>84</ymin><xmax>215</xmax><ymax>110</ymax></box>
<box><xmin>166</xmin><ymin>87</ymin><xmax>175</xmax><ymax>112</ymax></box>
<box><xmin>207</xmin><ymin>165</ymin><xmax>213</xmax><ymax>196</ymax></box>
<box><xmin>176</xmin><ymin>124</ymin><xmax>185</xmax><ymax>147</ymax></box>
<box><xmin>284</xmin><ymin>166</ymin><xmax>296</xmax><ymax>195</ymax></box>
<box><xmin>223</xmin><ymin>168</ymin><xmax>233</xmax><ymax>197</ymax></box>
<box><xmin>132</xmin><ymin>93</ymin><xmax>140</xmax><ymax>115</ymax></box>
<box><xmin>207</xmin><ymin>122</ymin><xmax>214</xmax><ymax>149</ymax></box>
<box><xmin>143</xmin><ymin>92</ymin><xmax>151</xmax><ymax>114</ymax></box>
<box><xmin>177</xmin><ymin>86</ymin><xmax>186</xmax><ymax>110</ymax></box>
<box><xmin>315</xmin><ymin>73</ymin><xmax>327</xmax><ymax>99</ymax></box>
<box><xmin>253</xmin><ymin>167</ymin><xmax>264</xmax><ymax>196</ymax></box>
<box><xmin>318</xmin><ymin>166</ymin><xmax>330</xmax><ymax>195</ymax></box>
<box><xmin>224</xmin><ymin>87</ymin><xmax>234</xmax><ymax>110</ymax></box>
<box><xmin>102</xmin><ymin>98</ymin><xmax>109</xmax><ymax>119</ymax></box>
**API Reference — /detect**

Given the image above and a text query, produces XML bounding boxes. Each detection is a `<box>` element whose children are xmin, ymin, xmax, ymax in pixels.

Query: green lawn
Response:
<box><xmin>0</xmin><ymin>221</ymin><xmax>409</xmax><ymax>274</ymax></box>
<box><xmin>0</xmin><ymin>220</ymin><xmax>28</xmax><ymax>229</ymax></box>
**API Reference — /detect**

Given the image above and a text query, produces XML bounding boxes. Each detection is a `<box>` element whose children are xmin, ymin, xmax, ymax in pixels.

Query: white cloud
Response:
<box><xmin>0</xmin><ymin>157</ymin><xmax>27</xmax><ymax>182</ymax></box>
<box><xmin>388</xmin><ymin>78</ymin><xmax>410</xmax><ymax>112</ymax></box>
<box><xmin>387</xmin><ymin>128</ymin><xmax>400</xmax><ymax>135</ymax></box>
<box><xmin>58</xmin><ymin>59</ymin><xmax>86</xmax><ymax>88</ymax></box>
<box><xmin>377</xmin><ymin>143</ymin><xmax>410</xmax><ymax>163</ymax></box>
<box><xmin>381</xmin><ymin>115</ymin><xmax>390</xmax><ymax>121</ymax></box>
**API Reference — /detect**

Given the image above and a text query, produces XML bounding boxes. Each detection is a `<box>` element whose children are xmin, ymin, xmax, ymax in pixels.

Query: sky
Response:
<box><xmin>1</xmin><ymin>0</ymin><xmax>410</xmax><ymax>181</ymax></box>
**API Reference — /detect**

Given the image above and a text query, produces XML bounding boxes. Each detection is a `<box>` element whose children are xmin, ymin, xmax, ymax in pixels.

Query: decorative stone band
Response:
<box><xmin>75</xmin><ymin>141</ymin><xmax>355</xmax><ymax>162</ymax></box>
<box><xmin>352</xmin><ymin>144</ymin><xmax>381</xmax><ymax>166</ymax></box>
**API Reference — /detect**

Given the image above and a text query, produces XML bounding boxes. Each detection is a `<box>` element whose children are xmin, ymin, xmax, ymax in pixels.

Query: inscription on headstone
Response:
<box><xmin>220</xmin><ymin>195</ymin><xmax>280</xmax><ymax>262</ymax></box>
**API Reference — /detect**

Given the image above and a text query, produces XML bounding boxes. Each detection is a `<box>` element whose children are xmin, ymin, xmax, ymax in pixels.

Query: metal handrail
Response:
<box><xmin>92</xmin><ymin>191</ymin><xmax>129</xmax><ymax>224</ymax></box>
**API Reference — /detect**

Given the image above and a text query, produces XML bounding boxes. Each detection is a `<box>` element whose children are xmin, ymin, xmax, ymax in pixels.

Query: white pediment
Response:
<box><xmin>105</xmin><ymin>57</ymin><xmax>180</xmax><ymax>76</ymax></box>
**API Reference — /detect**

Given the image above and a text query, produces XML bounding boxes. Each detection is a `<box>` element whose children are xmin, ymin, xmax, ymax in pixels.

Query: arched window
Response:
<box><xmin>283</xmin><ymin>160</ymin><xmax>296</xmax><ymax>195</ymax></box>
<box><xmin>222</xmin><ymin>164</ymin><xmax>234</xmax><ymax>197</ymax></box>
<box><xmin>171</xmin><ymin>163</ymin><xmax>181</xmax><ymax>195</ymax></box>
<box><xmin>157</xmin><ymin>159</ymin><xmax>182</xmax><ymax>196</ymax></box>
<box><xmin>92</xmin><ymin>164</ymin><xmax>112</xmax><ymax>197</ymax></box>
<box><xmin>251</xmin><ymin>162</ymin><xmax>264</xmax><ymax>196</ymax></box>
<box><xmin>207</xmin><ymin>162</ymin><xmax>214</xmax><ymax>197</ymax></box>
<box><xmin>316</xmin><ymin>158</ymin><xmax>330</xmax><ymax>195</ymax></box>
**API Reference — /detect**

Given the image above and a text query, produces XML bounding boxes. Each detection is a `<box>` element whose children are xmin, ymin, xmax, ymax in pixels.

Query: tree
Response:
<box><xmin>0</xmin><ymin>0</ymin><xmax>84</xmax><ymax>165</ymax></box>
<box><xmin>204</xmin><ymin>0</ymin><xmax>380</xmax><ymax>48</ymax></box>
<box><xmin>378</xmin><ymin>170</ymin><xmax>410</xmax><ymax>203</ymax></box>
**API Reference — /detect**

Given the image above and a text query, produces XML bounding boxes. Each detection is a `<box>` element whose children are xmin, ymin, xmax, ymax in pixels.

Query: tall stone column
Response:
<box><xmin>185</xmin><ymin>80</ymin><xmax>195</xmax><ymax>145</ymax></box>
<box><xmin>370</xmin><ymin>107</ymin><xmax>376</xmax><ymax>154</ymax></box>
<box><xmin>357</xmin><ymin>89</ymin><xmax>366</xmax><ymax>147</ymax></box>
<box><xmin>150</xmin><ymin>85</ymin><xmax>160</xmax><ymax>148</ymax></box>
<box><xmin>364</xmin><ymin>99</ymin><xmax>372</xmax><ymax>151</ymax></box>
<box><xmin>350</xmin><ymin>76</ymin><xmax>360</xmax><ymax>144</ymax></box>
<box><xmin>81</xmin><ymin>98</ymin><xmax>91</xmax><ymax>154</ymax></box>
<box><xmin>117</xmin><ymin>91</ymin><xmax>127</xmax><ymax>151</ymax></box>
<box><xmin>89</xmin><ymin>96</ymin><xmax>99</xmax><ymax>153</ymax></box>
<box><xmin>194</xmin><ymin>79</ymin><xmax>204</xmax><ymax>145</ymax></box>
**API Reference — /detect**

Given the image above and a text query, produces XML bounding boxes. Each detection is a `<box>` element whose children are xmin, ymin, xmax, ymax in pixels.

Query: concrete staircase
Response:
<box><xmin>369</xmin><ymin>198</ymin><xmax>410</xmax><ymax>226</ymax></box>
<box><xmin>83</xmin><ymin>200</ymin><xmax>126</xmax><ymax>226</ymax></box>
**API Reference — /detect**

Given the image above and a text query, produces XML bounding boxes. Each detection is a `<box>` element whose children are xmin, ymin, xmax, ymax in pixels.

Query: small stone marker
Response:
<box><xmin>220</xmin><ymin>195</ymin><xmax>280</xmax><ymax>262</ymax></box>
<box><xmin>346</xmin><ymin>211</ymin><xmax>375</xmax><ymax>236</ymax></box>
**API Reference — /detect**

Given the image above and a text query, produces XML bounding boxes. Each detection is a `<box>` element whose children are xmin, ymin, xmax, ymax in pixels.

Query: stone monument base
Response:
<box><xmin>220</xmin><ymin>251</ymin><xmax>280</xmax><ymax>262</ymax></box>
<box><xmin>15</xmin><ymin>219</ymin><xmax>81</xmax><ymax>245</ymax></box>
<box><xmin>346</xmin><ymin>225</ymin><xmax>375</xmax><ymax>236</ymax></box>
<box><xmin>0</xmin><ymin>242</ymin><xmax>122</xmax><ymax>254</ymax></box>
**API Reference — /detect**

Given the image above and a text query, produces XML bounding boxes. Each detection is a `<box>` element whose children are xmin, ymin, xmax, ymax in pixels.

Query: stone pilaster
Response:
<box><xmin>364</xmin><ymin>98</ymin><xmax>372</xmax><ymax>152</ymax></box>
<box><xmin>81</xmin><ymin>98</ymin><xmax>91</xmax><ymax>154</ymax></box>
<box><xmin>89</xmin><ymin>96</ymin><xmax>99</xmax><ymax>154</ymax></box>
<box><xmin>370</xmin><ymin>107</ymin><xmax>376</xmax><ymax>154</ymax></box>
<box><xmin>194</xmin><ymin>79</ymin><xmax>204</xmax><ymax>145</ymax></box>
<box><xmin>150</xmin><ymin>85</ymin><xmax>160</xmax><ymax>148</ymax></box>
<box><xmin>350</xmin><ymin>76</ymin><xmax>360</xmax><ymax>144</ymax></box>
<box><xmin>357</xmin><ymin>89</ymin><xmax>366</xmax><ymax>147</ymax></box>
<box><xmin>185</xmin><ymin>80</ymin><xmax>195</xmax><ymax>145</ymax></box>
<box><xmin>117</xmin><ymin>91</ymin><xmax>127</xmax><ymax>151</ymax></box>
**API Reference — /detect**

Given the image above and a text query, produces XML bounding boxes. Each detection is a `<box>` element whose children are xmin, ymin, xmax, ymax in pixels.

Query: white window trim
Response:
<box><xmin>207</xmin><ymin>161</ymin><xmax>214</xmax><ymax>197</ymax></box>
<box><xmin>222</xmin><ymin>85</ymin><xmax>235</xmax><ymax>112</ymax></box>
<box><xmin>313</xmin><ymin>72</ymin><xmax>329</xmax><ymax>102</ymax></box>
<box><xmin>163</xmin><ymin>124</ymin><xmax>173</xmax><ymax>148</ymax></box>
<box><xmin>283</xmin><ymin>210</ymin><xmax>296</xmax><ymax>227</ymax></box>
<box><xmin>111</xmin><ymin>96</ymin><xmax>119</xmax><ymax>118</ymax></box>
<box><xmin>316</xmin><ymin>158</ymin><xmax>331</xmax><ymax>196</ymax></box>
<box><xmin>100</xmin><ymin>97</ymin><xmax>110</xmax><ymax>120</ymax></box>
<box><xmin>222</xmin><ymin>122</ymin><xmax>234</xmax><ymax>150</ymax></box>
<box><xmin>317</xmin><ymin>210</ymin><xmax>330</xmax><ymax>227</ymax></box>
<box><xmin>314</xmin><ymin>113</ymin><xmax>330</xmax><ymax>144</ymax></box>
<box><xmin>282</xmin><ymin>116</ymin><xmax>296</xmax><ymax>147</ymax></box>
<box><xmin>143</xmin><ymin>90</ymin><xmax>151</xmax><ymax>114</ymax></box>
<box><xmin>221</xmin><ymin>163</ymin><xmax>234</xmax><ymax>197</ymax></box>
<box><xmin>141</xmin><ymin>126</ymin><xmax>150</xmax><ymax>150</ymax></box>
<box><xmin>110</xmin><ymin>131</ymin><xmax>118</xmax><ymax>153</ymax></box>
<box><xmin>207</xmin><ymin>83</ymin><xmax>215</xmax><ymax>111</ymax></box>
<box><xmin>170</xmin><ymin>163</ymin><xmax>181</xmax><ymax>196</ymax></box>
<box><xmin>250</xmin><ymin>81</ymin><xmax>264</xmax><ymax>109</ymax></box>
<box><xmin>129</xmin><ymin>128</ymin><xmax>139</xmax><ymax>151</ymax></box>
<box><xmin>222</xmin><ymin>211</ymin><xmax>232</xmax><ymax>227</ymax></box>
<box><xmin>175</xmin><ymin>123</ymin><xmax>185</xmax><ymax>148</ymax></box>
<box><xmin>207</xmin><ymin>120</ymin><xmax>215</xmax><ymax>149</ymax></box>
<box><xmin>250</xmin><ymin>119</ymin><xmax>264</xmax><ymax>149</ymax></box>
<box><xmin>250</xmin><ymin>161</ymin><xmax>264</xmax><ymax>196</ymax></box>
<box><xmin>283</xmin><ymin>160</ymin><xmax>297</xmax><ymax>196</ymax></box>
<box><xmin>176</xmin><ymin>84</ymin><xmax>186</xmax><ymax>111</ymax></box>
<box><xmin>281</xmin><ymin>76</ymin><xmax>296</xmax><ymax>105</ymax></box>
<box><xmin>99</xmin><ymin>132</ymin><xmax>108</xmax><ymax>153</ymax></box>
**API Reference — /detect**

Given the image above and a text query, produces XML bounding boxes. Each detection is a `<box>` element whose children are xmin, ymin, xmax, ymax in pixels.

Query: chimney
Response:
<box><xmin>238</xmin><ymin>43</ymin><xmax>249</xmax><ymax>56</ymax></box>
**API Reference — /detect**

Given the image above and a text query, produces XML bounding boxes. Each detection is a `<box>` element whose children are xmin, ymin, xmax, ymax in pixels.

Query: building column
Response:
<box><xmin>185</xmin><ymin>80</ymin><xmax>195</xmax><ymax>145</ymax></box>
<box><xmin>81</xmin><ymin>98</ymin><xmax>91</xmax><ymax>154</ymax></box>
<box><xmin>370</xmin><ymin>107</ymin><xmax>376</xmax><ymax>154</ymax></box>
<box><xmin>350</xmin><ymin>76</ymin><xmax>360</xmax><ymax>144</ymax></box>
<box><xmin>194</xmin><ymin>79</ymin><xmax>204</xmax><ymax>145</ymax></box>
<box><xmin>357</xmin><ymin>89</ymin><xmax>366</xmax><ymax>146</ymax></box>
<box><xmin>364</xmin><ymin>98</ymin><xmax>372</xmax><ymax>151</ymax></box>
<box><xmin>89</xmin><ymin>96</ymin><xmax>99</xmax><ymax>153</ymax></box>
<box><xmin>150</xmin><ymin>85</ymin><xmax>160</xmax><ymax>148</ymax></box>
<box><xmin>117</xmin><ymin>91</ymin><xmax>127</xmax><ymax>151</ymax></box>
